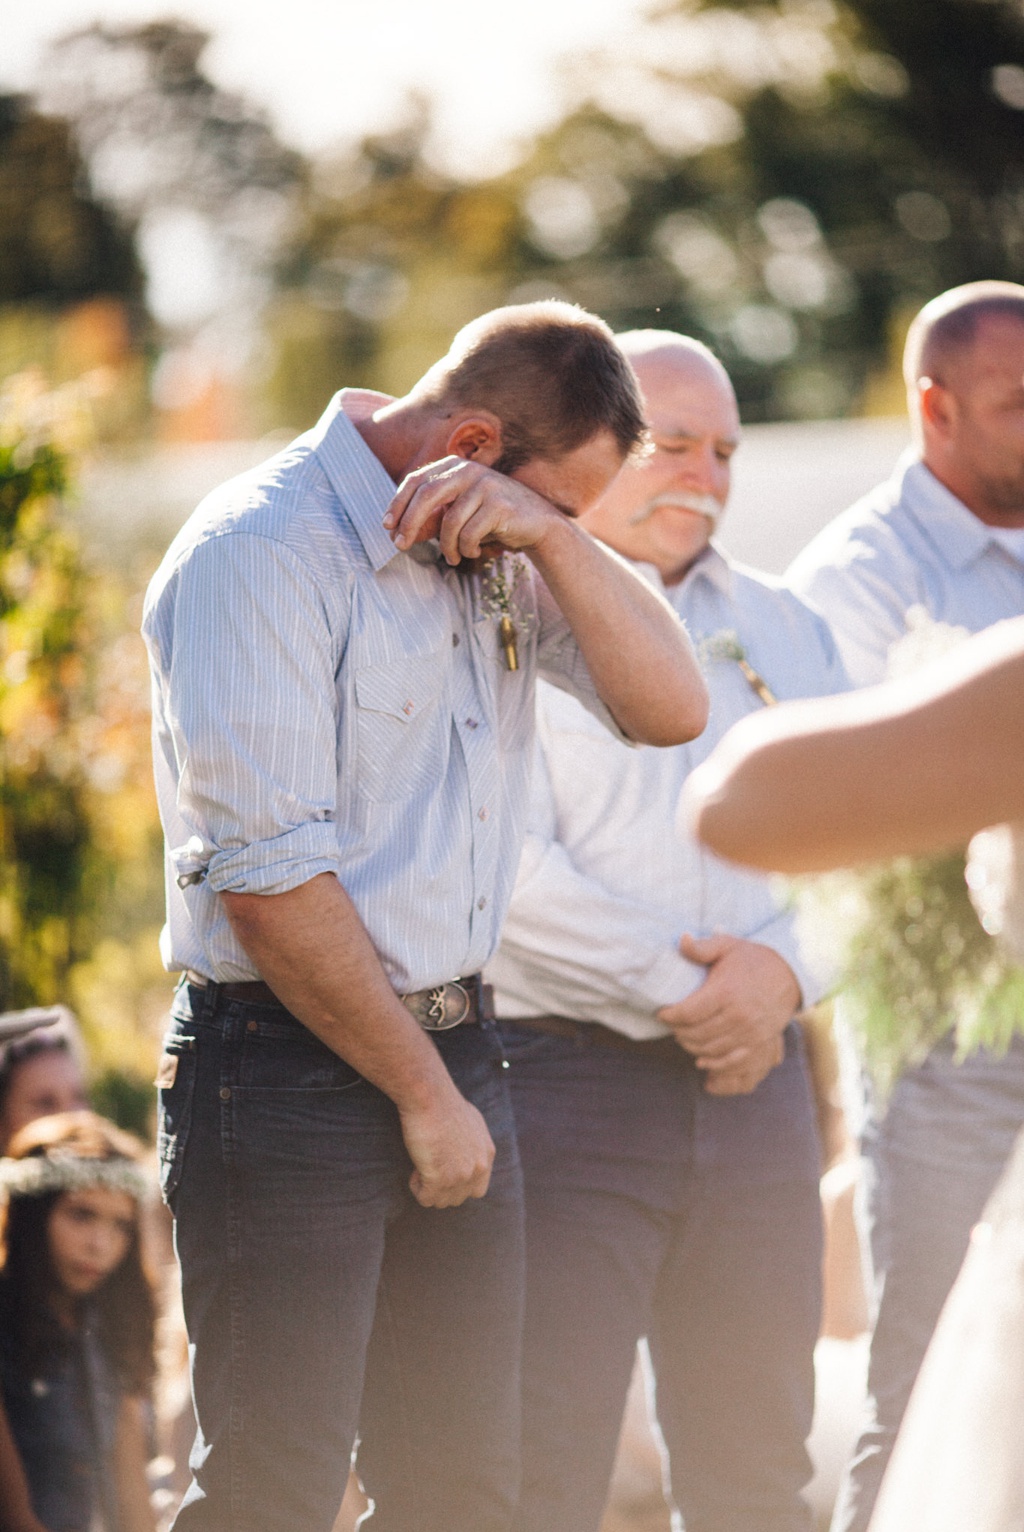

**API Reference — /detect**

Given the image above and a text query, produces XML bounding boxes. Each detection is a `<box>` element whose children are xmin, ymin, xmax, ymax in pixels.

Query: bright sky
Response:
<box><xmin>5</xmin><ymin>0</ymin><xmax>646</xmax><ymax>174</ymax></box>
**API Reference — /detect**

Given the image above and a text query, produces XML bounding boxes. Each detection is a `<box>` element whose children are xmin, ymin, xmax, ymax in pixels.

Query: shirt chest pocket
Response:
<box><xmin>353</xmin><ymin>649</ymin><xmax>450</xmax><ymax>803</ymax></box>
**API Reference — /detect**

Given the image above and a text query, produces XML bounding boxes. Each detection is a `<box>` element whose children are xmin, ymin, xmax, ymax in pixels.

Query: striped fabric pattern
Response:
<box><xmin>143</xmin><ymin>392</ymin><xmax>617</xmax><ymax>992</ymax></box>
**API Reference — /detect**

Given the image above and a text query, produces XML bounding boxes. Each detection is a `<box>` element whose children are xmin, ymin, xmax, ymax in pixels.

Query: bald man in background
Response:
<box><xmin>488</xmin><ymin>332</ymin><xmax>847</xmax><ymax>1532</ymax></box>
<box><xmin>790</xmin><ymin>281</ymin><xmax>1024</xmax><ymax>1532</ymax></box>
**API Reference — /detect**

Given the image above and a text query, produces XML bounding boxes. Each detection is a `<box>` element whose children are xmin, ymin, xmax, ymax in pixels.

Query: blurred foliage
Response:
<box><xmin>0</xmin><ymin>92</ymin><xmax>142</xmax><ymax>308</ymax></box>
<box><xmin>0</xmin><ymin>92</ymin><xmax>150</xmax><ymax>443</ymax></box>
<box><xmin>5</xmin><ymin>2</ymin><xmax>1024</xmax><ymax>427</ymax></box>
<box><xmin>269</xmin><ymin>0</ymin><xmax>1024</xmax><ymax>423</ymax></box>
<box><xmin>802</xmin><ymin>852</ymin><xmax>1024</xmax><ymax>1097</ymax></box>
<box><xmin>268</xmin><ymin>105</ymin><xmax>511</xmax><ymax>422</ymax></box>
<box><xmin>3</xmin><ymin>0</ymin><xmax>1022</xmax><ymax>1131</ymax></box>
<box><xmin>91</xmin><ymin>1061</ymin><xmax>159</xmax><ymax>1140</ymax></box>
<box><xmin>39</xmin><ymin>20</ymin><xmax>303</xmax><ymax>232</ymax></box>
<box><xmin>36</xmin><ymin>21</ymin><xmax>304</xmax><ymax>434</ymax></box>
<box><xmin>0</xmin><ymin>372</ymin><xmax>171</xmax><ymax>1112</ymax></box>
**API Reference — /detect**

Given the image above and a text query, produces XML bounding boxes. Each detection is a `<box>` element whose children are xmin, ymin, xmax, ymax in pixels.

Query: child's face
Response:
<box><xmin>47</xmin><ymin>1187</ymin><xmax>136</xmax><ymax>1297</ymax></box>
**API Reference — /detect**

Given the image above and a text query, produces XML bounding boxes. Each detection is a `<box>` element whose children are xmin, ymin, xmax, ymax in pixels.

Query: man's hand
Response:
<box><xmin>399</xmin><ymin>1082</ymin><xmax>496</xmax><ymax>1208</ymax></box>
<box><xmin>383</xmin><ymin>457</ymin><xmax>559</xmax><ymax>564</ymax></box>
<box><xmin>701</xmin><ymin>1035</ymin><xmax>785</xmax><ymax>1097</ymax></box>
<box><xmin>222</xmin><ymin>876</ymin><xmax>497</xmax><ymax>1210</ymax></box>
<box><xmin>656</xmin><ymin>933</ymin><xmax>800</xmax><ymax>1096</ymax></box>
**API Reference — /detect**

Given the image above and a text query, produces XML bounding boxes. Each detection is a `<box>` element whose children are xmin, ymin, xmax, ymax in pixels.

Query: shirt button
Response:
<box><xmin>465</xmin><ymin>717</ymin><xmax>479</xmax><ymax>730</ymax></box>
<box><xmin>246</xmin><ymin>1019</ymin><xmax>258</xmax><ymax>1033</ymax></box>
<box><xmin>219</xmin><ymin>1087</ymin><xmax>231</xmax><ymax>1102</ymax></box>
<box><xmin>477</xmin><ymin>896</ymin><xmax>488</xmax><ymax>910</ymax></box>
<box><xmin>478</xmin><ymin>807</ymin><xmax>488</xmax><ymax>821</ymax></box>
<box><xmin>452</xmin><ymin>633</ymin><xmax>460</xmax><ymax>647</ymax></box>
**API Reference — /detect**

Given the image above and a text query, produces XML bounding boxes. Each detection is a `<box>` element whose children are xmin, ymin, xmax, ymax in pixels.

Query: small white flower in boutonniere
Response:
<box><xmin>480</xmin><ymin>553</ymin><xmax>533</xmax><ymax>671</ymax></box>
<box><xmin>697</xmin><ymin>628</ymin><xmax>777</xmax><ymax>706</ymax></box>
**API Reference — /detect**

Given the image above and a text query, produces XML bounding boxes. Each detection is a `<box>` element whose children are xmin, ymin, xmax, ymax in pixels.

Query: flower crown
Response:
<box><xmin>0</xmin><ymin>1152</ymin><xmax>150</xmax><ymax>1202</ymax></box>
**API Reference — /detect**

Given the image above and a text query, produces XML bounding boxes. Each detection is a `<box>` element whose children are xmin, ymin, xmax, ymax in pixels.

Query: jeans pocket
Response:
<box><xmin>236</xmin><ymin>1015</ymin><xmax>365</xmax><ymax>1091</ymax></box>
<box><xmin>156</xmin><ymin>1032</ymin><xmax>199</xmax><ymax>1207</ymax></box>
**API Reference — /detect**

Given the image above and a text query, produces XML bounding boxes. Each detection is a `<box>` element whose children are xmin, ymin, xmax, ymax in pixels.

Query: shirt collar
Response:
<box><xmin>897</xmin><ymin>456</ymin><xmax>1024</xmax><ymax>571</ymax></box>
<box><xmin>678</xmin><ymin>541</ymin><xmax>735</xmax><ymax>598</ymax></box>
<box><xmin>627</xmin><ymin>541</ymin><xmax>734</xmax><ymax>604</ymax></box>
<box><xmin>309</xmin><ymin>392</ymin><xmax>400</xmax><ymax>571</ymax></box>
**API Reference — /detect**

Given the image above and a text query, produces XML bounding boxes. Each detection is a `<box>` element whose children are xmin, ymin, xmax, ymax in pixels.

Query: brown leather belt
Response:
<box><xmin>501</xmin><ymin>1013</ymin><xmax>679</xmax><ymax>1055</ymax></box>
<box><xmin>184</xmin><ymin>971</ymin><xmax>492</xmax><ymax>1033</ymax></box>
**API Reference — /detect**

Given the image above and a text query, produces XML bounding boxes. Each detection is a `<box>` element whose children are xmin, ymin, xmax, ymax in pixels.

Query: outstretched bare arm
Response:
<box><xmin>684</xmin><ymin>616</ymin><xmax>1024</xmax><ymax>873</ymax></box>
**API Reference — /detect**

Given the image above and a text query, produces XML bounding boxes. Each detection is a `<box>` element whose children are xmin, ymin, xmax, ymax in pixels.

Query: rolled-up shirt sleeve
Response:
<box><xmin>162</xmin><ymin>531</ymin><xmax>344</xmax><ymax>895</ymax></box>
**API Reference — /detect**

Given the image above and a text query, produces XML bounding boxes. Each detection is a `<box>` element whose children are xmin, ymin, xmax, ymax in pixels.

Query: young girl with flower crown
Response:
<box><xmin>0</xmin><ymin>1111</ymin><xmax>157</xmax><ymax>1532</ymax></box>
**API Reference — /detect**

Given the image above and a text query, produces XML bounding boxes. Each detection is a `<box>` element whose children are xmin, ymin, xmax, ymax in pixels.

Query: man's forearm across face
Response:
<box><xmin>527</xmin><ymin>516</ymin><xmax>708</xmax><ymax>746</ymax></box>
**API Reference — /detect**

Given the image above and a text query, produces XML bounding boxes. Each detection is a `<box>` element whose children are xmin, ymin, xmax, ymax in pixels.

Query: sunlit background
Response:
<box><xmin>5</xmin><ymin>0</ymin><xmax>1024</xmax><ymax>1155</ymax></box>
<box><xmin>4</xmin><ymin>6</ymin><xmax>1024</xmax><ymax>1527</ymax></box>
<box><xmin>11</xmin><ymin>0</ymin><xmax>1024</xmax><ymax>447</ymax></box>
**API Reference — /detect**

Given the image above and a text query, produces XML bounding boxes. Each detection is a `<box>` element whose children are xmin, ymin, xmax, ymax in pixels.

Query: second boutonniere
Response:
<box><xmin>480</xmin><ymin>553</ymin><xmax>533</xmax><ymax>670</ymax></box>
<box><xmin>697</xmin><ymin>629</ymin><xmax>777</xmax><ymax>706</ymax></box>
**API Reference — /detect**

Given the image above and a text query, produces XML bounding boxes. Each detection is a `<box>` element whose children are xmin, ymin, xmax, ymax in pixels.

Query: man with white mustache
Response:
<box><xmin>487</xmin><ymin>331</ymin><xmax>848</xmax><ymax>1532</ymax></box>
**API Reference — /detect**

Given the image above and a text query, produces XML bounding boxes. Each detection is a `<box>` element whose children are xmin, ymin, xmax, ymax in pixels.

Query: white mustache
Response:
<box><xmin>628</xmin><ymin>493</ymin><xmax>724</xmax><ymax>527</ymax></box>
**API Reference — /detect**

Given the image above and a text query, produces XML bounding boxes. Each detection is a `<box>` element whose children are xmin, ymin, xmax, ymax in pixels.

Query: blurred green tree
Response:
<box><xmin>0</xmin><ymin>374</ymin><xmax>91</xmax><ymax>1007</ymax></box>
<box><xmin>38</xmin><ymin>20</ymin><xmax>304</xmax><ymax>433</ymax></box>
<box><xmin>0</xmin><ymin>373</ymin><xmax>171</xmax><ymax>1118</ymax></box>
<box><xmin>268</xmin><ymin>105</ymin><xmax>516</xmax><ymax>423</ymax></box>
<box><xmin>0</xmin><ymin>93</ymin><xmax>141</xmax><ymax>307</ymax></box>
<box><xmin>493</xmin><ymin>0</ymin><xmax>1024</xmax><ymax>419</ymax></box>
<box><xmin>0</xmin><ymin>93</ymin><xmax>150</xmax><ymax>439</ymax></box>
<box><xmin>275</xmin><ymin>0</ymin><xmax>1024</xmax><ymax>422</ymax></box>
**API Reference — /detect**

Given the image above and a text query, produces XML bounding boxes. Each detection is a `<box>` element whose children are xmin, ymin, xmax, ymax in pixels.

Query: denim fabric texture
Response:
<box><xmin>500</xmin><ymin>1020</ymin><xmax>823</xmax><ymax>1532</ymax></box>
<box><xmin>159</xmin><ymin>980</ymin><xmax>524</xmax><ymax>1532</ymax></box>
<box><xmin>831</xmin><ymin>1033</ymin><xmax>1024</xmax><ymax>1532</ymax></box>
<box><xmin>0</xmin><ymin>1299</ymin><xmax>119</xmax><ymax>1532</ymax></box>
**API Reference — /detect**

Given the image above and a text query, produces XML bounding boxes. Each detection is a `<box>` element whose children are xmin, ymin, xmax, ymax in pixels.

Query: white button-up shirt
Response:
<box><xmin>486</xmin><ymin>546</ymin><xmax>848</xmax><ymax>1040</ymax></box>
<box><xmin>788</xmin><ymin>455</ymin><xmax>1024</xmax><ymax>686</ymax></box>
<box><xmin>142</xmin><ymin>393</ymin><xmax>628</xmax><ymax>992</ymax></box>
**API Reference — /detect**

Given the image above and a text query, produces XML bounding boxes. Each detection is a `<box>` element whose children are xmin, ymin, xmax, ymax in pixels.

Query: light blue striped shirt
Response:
<box><xmin>788</xmin><ymin>455</ymin><xmax>1024</xmax><ymax>686</ymax></box>
<box><xmin>142</xmin><ymin>392</ymin><xmax>624</xmax><ymax>991</ymax></box>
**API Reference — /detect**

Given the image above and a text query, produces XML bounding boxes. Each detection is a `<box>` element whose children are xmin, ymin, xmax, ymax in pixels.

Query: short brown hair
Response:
<box><xmin>904</xmin><ymin>280</ymin><xmax>1024</xmax><ymax>387</ymax></box>
<box><xmin>415</xmin><ymin>301</ymin><xmax>647</xmax><ymax>472</ymax></box>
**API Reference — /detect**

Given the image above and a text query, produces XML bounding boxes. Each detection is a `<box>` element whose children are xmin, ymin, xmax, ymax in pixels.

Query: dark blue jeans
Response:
<box><xmin>500</xmin><ymin>1020</ymin><xmax>822</xmax><ymax>1532</ymax></box>
<box><xmin>158</xmin><ymin>981</ymin><xmax>524</xmax><ymax>1532</ymax></box>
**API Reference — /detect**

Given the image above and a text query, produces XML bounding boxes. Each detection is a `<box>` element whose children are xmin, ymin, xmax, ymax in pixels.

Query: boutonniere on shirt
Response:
<box><xmin>480</xmin><ymin>553</ymin><xmax>532</xmax><ymax>670</ymax></box>
<box><xmin>697</xmin><ymin>629</ymin><xmax>777</xmax><ymax>706</ymax></box>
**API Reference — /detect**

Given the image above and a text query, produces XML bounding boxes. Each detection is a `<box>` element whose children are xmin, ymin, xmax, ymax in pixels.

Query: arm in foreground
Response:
<box><xmin>222</xmin><ymin>875</ymin><xmax>495</xmax><ymax>1209</ymax></box>
<box><xmin>385</xmin><ymin>458</ymin><xmax>708</xmax><ymax>745</ymax></box>
<box><xmin>683</xmin><ymin>616</ymin><xmax>1024</xmax><ymax>874</ymax></box>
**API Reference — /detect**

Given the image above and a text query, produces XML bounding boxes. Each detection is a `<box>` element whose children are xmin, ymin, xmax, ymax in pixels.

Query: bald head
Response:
<box><xmin>582</xmin><ymin>330</ymin><xmax>740</xmax><ymax>583</ymax></box>
<box><xmin>904</xmin><ymin>281</ymin><xmax>1024</xmax><ymax>392</ymax></box>
<box><xmin>618</xmin><ymin>329</ymin><xmax>734</xmax><ymax>392</ymax></box>
<box><xmin>902</xmin><ymin>282</ymin><xmax>1024</xmax><ymax>524</ymax></box>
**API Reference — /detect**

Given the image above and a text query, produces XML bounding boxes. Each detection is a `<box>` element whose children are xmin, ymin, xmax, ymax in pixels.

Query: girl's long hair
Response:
<box><xmin>0</xmin><ymin>1111</ymin><xmax>156</xmax><ymax>1394</ymax></box>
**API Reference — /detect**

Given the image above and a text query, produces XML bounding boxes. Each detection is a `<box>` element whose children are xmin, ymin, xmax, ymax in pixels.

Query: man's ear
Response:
<box><xmin>445</xmin><ymin>413</ymin><xmax>504</xmax><ymax>465</ymax></box>
<box><xmin>918</xmin><ymin>377</ymin><xmax>958</xmax><ymax>440</ymax></box>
